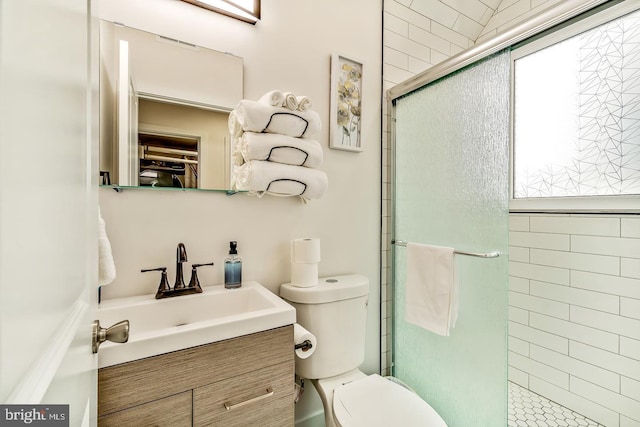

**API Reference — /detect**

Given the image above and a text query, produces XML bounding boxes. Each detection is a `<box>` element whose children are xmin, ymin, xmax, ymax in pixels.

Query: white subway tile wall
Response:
<box><xmin>478</xmin><ymin>0</ymin><xmax>566</xmax><ymax>42</ymax></box>
<box><xmin>509</xmin><ymin>214</ymin><xmax>640</xmax><ymax>427</ymax></box>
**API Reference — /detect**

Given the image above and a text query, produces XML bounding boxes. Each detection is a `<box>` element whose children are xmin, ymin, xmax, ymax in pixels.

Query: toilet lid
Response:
<box><xmin>333</xmin><ymin>374</ymin><xmax>448</xmax><ymax>427</ymax></box>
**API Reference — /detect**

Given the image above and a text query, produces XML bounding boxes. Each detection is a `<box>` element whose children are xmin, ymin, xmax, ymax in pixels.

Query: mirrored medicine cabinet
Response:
<box><xmin>99</xmin><ymin>20</ymin><xmax>244</xmax><ymax>192</ymax></box>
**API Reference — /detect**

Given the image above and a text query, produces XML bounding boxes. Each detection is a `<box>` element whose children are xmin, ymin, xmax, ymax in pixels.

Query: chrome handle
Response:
<box><xmin>92</xmin><ymin>319</ymin><xmax>129</xmax><ymax>354</ymax></box>
<box><xmin>223</xmin><ymin>387</ymin><xmax>274</xmax><ymax>411</ymax></box>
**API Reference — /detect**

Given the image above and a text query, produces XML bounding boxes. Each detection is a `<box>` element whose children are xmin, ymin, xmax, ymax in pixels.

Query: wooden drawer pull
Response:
<box><xmin>223</xmin><ymin>387</ymin><xmax>274</xmax><ymax>411</ymax></box>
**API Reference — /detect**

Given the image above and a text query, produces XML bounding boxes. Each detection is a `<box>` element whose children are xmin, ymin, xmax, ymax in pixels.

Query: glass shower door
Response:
<box><xmin>392</xmin><ymin>50</ymin><xmax>510</xmax><ymax>426</ymax></box>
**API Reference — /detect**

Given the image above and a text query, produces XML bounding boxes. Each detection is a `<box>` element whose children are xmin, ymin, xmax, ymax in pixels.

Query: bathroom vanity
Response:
<box><xmin>98</xmin><ymin>325</ymin><xmax>294</xmax><ymax>426</ymax></box>
<box><xmin>96</xmin><ymin>282</ymin><xmax>297</xmax><ymax>426</ymax></box>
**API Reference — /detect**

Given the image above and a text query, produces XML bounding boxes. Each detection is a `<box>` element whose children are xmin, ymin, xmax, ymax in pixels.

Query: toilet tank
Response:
<box><xmin>280</xmin><ymin>274</ymin><xmax>369</xmax><ymax>380</ymax></box>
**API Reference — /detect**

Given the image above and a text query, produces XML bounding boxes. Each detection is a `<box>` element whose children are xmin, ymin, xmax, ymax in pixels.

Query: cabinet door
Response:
<box><xmin>98</xmin><ymin>391</ymin><xmax>192</xmax><ymax>427</ymax></box>
<box><xmin>194</xmin><ymin>362</ymin><xmax>294</xmax><ymax>427</ymax></box>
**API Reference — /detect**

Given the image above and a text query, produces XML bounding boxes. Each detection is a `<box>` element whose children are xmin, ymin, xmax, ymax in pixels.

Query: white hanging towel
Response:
<box><xmin>98</xmin><ymin>208</ymin><xmax>116</xmax><ymax>286</ymax></box>
<box><xmin>405</xmin><ymin>242</ymin><xmax>458</xmax><ymax>336</ymax></box>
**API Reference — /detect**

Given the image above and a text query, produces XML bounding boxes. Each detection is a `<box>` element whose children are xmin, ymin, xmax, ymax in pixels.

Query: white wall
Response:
<box><xmin>98</xmin><ymin>1</ymin><xmax>382</xmax><ymax>424</ymax></box>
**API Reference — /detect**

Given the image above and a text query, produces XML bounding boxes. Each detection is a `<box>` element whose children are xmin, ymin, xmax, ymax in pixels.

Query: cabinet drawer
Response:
<box><xmin>194</xmin><ymin>361</ymin><xmax>294</xmax><ymax>427</ymax></box>
<box><xmin>99</xmin><ymin>325</ymin><xmax>292</xmax><ymax>416</ymax></box>
<box><xmin>98</xmin><ymin>390</ymin><xmax>192</xmax><ymax>427</ymax></box>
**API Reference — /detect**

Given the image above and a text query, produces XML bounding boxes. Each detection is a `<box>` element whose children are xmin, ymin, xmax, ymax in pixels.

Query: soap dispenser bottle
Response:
<box><xmin>224</xmin><ymin>241</ymin><xmax>242</xmax><ymax>289</ymax></box>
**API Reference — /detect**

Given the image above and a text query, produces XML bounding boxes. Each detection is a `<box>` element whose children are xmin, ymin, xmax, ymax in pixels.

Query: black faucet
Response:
<box><xmin>141</xmin><ymin>243</ymin><xmax>213</xmax><ymax>299</ymax></box>
<box><xmin>174</xmin><ymin>243</ymin><xmax>188</xmax><ymax>290</ymax></box>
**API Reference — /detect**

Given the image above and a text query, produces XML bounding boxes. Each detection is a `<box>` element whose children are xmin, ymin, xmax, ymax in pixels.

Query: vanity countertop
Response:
<box><xmin>97</xmin><ymin>281</ymin><xmax>295</xmax><ymax>368</ymax></box>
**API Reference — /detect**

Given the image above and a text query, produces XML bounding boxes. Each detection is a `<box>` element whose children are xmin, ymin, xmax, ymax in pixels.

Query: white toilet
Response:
<box><xmin>280</xmin><ymin>274</ymin><xmax>448</xmax><ymax>427</ymax></box>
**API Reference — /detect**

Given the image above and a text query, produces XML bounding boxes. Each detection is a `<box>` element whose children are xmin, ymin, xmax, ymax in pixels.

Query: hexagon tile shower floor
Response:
<box><xmin>508</xmin><ymin>382</ymin><xmax>604</xmax><ymax>427</ymax></box>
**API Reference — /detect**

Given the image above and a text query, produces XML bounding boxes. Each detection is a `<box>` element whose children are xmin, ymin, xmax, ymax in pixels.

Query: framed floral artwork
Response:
<box><xmin>329</xmin><ymin>54</ymin><xmax>363</xmax><ymax>152</ymax></box>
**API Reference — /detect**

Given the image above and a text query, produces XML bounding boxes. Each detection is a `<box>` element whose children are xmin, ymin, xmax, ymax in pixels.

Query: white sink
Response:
<box><xmin>97</xmin><ymin>281</ymin><xmax>296</xmax><ymax>368</ymax></box>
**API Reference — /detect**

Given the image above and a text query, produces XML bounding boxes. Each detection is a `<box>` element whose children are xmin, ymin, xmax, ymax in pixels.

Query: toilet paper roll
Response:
<box><xmin>294</xmin><ymin>323</ymin><xmax>317</xmax><ymax>359</ymax></box>
<box><xmin>291</xmin><ymin>238</ymin><xmax>321</xmax><ymax>264</ymax></box>
<box><xmin>290</xmin><ymin>262</ymin><xmax>318</xmax><ymax>287</ymax></box>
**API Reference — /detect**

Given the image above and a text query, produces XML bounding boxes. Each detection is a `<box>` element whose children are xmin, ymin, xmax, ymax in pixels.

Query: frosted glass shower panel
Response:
<box><xmin>393</xmin><ymin>51</ymin><xmax>510</xmax><ymax>427</ymax></box>
<box><xmin>513</xmin><ymin>8</ymin><xmax>640</xmax><ymax>198</ymax></box>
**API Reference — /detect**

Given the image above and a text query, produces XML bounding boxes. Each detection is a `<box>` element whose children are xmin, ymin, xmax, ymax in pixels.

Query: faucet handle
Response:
<box><xmin>141</xmin><ymin>267</ymin><xmax>171</xmax><ymax>298</ymax></box>
<box><xmin>188</xmin><ymin>262</ymin><xmax>214</xmax><ymax>292</ymax></box>
<box><xmin>192</xmin><ymin>262</ymin><xmax>214</xmax><ymax>268</ymax></box>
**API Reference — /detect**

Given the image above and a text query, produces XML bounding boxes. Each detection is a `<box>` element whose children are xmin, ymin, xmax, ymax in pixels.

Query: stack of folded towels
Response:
<box><xmin>229</xmin><ymin>90</ymin><xmax>328</xmax><ymax>202</ymax></box>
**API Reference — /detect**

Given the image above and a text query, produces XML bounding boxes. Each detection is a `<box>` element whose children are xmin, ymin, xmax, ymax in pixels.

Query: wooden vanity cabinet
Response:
<box><xmin>98</xmin><ymin>325</ymin><xmax>294</xmax><ymax>426</ymax></box>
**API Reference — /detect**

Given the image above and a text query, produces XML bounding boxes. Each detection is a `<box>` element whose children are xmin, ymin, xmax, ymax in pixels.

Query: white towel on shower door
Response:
<box><xmin>405</xmin><ymin>242</ymin><xmax>457</xmax><ymax>336</ymax></box>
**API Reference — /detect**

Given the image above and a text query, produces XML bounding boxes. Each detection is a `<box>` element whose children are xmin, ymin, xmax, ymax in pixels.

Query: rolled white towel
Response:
<box><xmin>237</xmin><ymin>132</ymin><xmax>323</xmax><ymax>168</ymax></box>
<box><xmin>258</xmin><ymin>89</ymin><xmax>285</xmax><ymax>107</ymax></box>
<box><xmin>283</xmin><ymin>91</ymin><xmax>299</xmax><ymax>110</ymax></box>
<box><xmin>234</xmin><ymin>160</ymin><xmax>328</xmax><ymax>201</ymax></box>
<box><xmin>296</xmin><ymin>95</ymin><xmax>312</xmax><ymax>111</ymax></box>
<box><xmin>228</xmin><ymin>110</ymin><xmax>243</xmax><ymax>137</ymax></box>
<box><xmin>98</xmin><ymin>209</ymin><xmax>116</xmax><ymax>286</ymax></box>
<box><xmin>232</xmin><ymin>136</ymin><xmax>245</xmax><ymax>166</ymax></box>
<box><xmin>234</xmin><ymin>99</ymin><xmax>321</xmax><ymax>138</ymax></box>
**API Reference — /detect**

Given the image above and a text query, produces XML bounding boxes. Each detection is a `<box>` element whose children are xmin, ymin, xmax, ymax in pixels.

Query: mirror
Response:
<box><xmin>99</xmin><ymin>20</ymin><xmax>243</xmax><ymax>191</ymax></box>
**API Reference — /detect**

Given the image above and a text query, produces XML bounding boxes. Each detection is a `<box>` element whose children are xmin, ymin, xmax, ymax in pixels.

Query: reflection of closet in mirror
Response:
<box><xmin>138</xmin><ymin>132</ymin><xmax>199</xmax><ymax>189</ymax></box>
<box><xmin>99</xmin><ymin>20</ymin><xmax>243</xmax><ymax>191</ymax></box>
<box><xmin>138</xmin><ymin>100</ymin><xmax>230</xmax><ymax>189</ymax></box>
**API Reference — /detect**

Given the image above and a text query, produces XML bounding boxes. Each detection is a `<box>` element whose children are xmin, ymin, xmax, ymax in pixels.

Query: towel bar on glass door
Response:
<box><xmin>392</xmin><ymin>240</ymin><xmax>500</xmax><ymax>258</ymax></box>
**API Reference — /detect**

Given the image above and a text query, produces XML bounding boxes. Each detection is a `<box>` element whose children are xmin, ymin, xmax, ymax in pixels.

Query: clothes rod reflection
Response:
<box><xmin>392</xmin><ymin>240</ymin><xmax>499</xmax><ymax>258</ymax></box>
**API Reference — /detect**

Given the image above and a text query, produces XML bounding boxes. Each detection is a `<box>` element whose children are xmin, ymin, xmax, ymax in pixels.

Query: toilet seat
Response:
<box><xmin>332</xmin><ymin>374</ymin><xmax>448</xmax><ymax>427</ymax></box>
